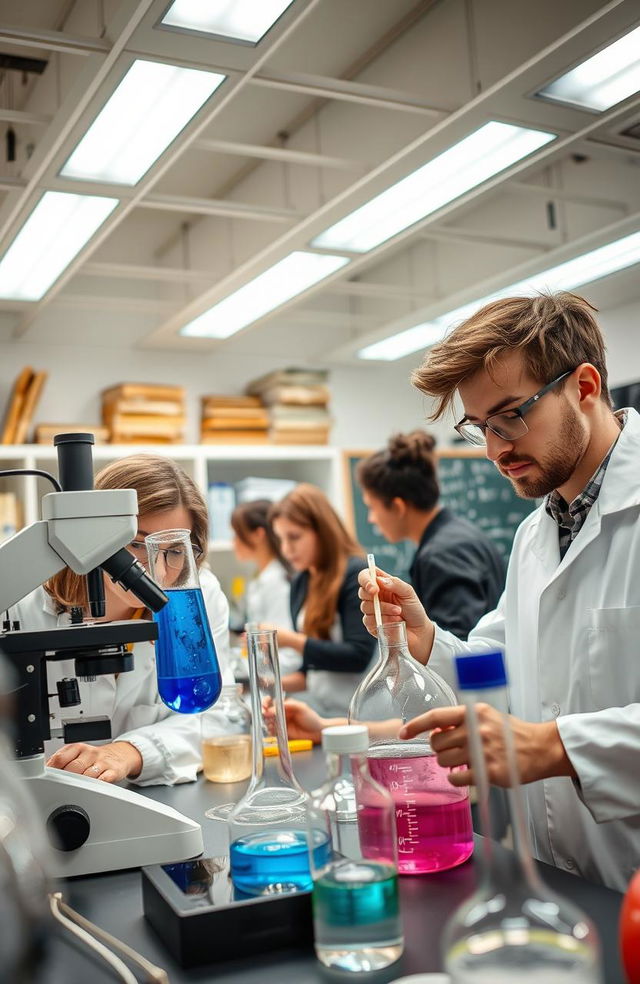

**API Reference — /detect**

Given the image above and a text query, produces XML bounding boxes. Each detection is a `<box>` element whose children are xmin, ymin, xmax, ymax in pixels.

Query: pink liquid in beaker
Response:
<box><xmin>365</xmin><ymin>744</ymin><xmax>473</xmax><ymax>875</ymax></box>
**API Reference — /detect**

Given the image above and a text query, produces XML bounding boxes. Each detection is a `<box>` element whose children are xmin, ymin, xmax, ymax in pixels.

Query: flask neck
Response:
<box><xmin>246</xmin><ymin>629</ymin><xmax>301</xmax><ymax>793</ymax></box>
<box><xmin>325</xmin><ymin>750</ymin><xmax>367</xmax><ymax>781</ymax></box>
<box><xmin>464</xmin><ymin>689</ymin><xmax>543</xmax><ymax>892</ymax></box>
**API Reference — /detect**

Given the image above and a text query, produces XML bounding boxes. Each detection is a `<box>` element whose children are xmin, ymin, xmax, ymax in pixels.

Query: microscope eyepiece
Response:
<box><xmin>100</xmin><ymin>549</ymin><xmax>168</xmax><ymax>613</ymax></box>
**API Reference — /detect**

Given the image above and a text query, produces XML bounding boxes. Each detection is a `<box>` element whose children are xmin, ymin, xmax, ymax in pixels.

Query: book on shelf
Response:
<box><xmin>0</xmin><ymin>492</ymin><xmax>21</xmax><ymax>541</ymax></box>
<box><xmin>35</xmin><ymin>424</ymin><xmax>110</xmax><ymax>445</ymax></box>
<box><xmin>270</xmin><ymin>405</ymin><xmax>332</xmax><ymax>424</ymax></box>
<box><xmin>259</xmin><ymin>384</ymin><xmax>330</xmax><ymax>406</ymax></box>
<box><xmin>202</xmin><ymin>413</ymin><xmax>270</xmax><ymax>430</ymax></box>
<box><xmin>14</xmin><ymin>370</ymin><xmax>48</xmax><ymax>444</ymax></box>
<box><xmin>246</xmin><ymin>367</ymin><xmax>328</xmax><ymax>396</ymax></box>
<box><xmin>202</xmin><ymin>395</ymin><xmax>263</xmax><ymax>411</ymax></box>
<box><xmin>101</xmin><ymin>383</ymin><xmax>185</xmax><ymax>403</ymax></box>
<box><xmin>201</xmin><ymin>430</ymin><xmax>271</xmax><ymax>444</ymax></box>
<box><xmin>270</xmin><ymin>430</ymin><xmax>329</xmax><ymax>445</ymax></box>
<box><xmin>1</xmin><ymin>367</ymin><xmax>34</xmax><ymax>444</ymax></box>
<box><xmin>102</xmin><ymin>398</ymin><xmax>185</xmax><ymax>416</ymax></box>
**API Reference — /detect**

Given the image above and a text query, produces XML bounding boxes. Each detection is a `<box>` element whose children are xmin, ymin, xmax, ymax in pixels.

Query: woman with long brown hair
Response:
<box><xmin>269</xmin><ymin>483</ymin><xmax>375</xmax><ymax>716</ymax></box>
<box><xmin>231</xmin><ymin>499</ymin><xmax>299</xmax><ymax>675</ymax></box>
<box><xmin>9</xmin><ymin>454</ymin><xmax>234</xmax><ymax>786</ymax></box>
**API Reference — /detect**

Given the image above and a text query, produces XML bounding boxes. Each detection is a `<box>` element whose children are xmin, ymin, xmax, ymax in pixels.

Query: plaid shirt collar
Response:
<box><xmin>545</xmin><ymin>409</ymin><xmax>627</xmax><ymax>558</ymax></box>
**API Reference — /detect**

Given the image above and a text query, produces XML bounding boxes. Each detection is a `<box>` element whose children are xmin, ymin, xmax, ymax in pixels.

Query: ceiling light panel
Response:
<box><xmin>160</xmin><ymin>0</ymin><xmax>296</xmax><ymax>44</ymax></box>
<box><xmin>0</xmin><ymin>192</ymin><xmax>118</xmax><ymax>301</ymax></box>
<box><xmin>311</xmin><ymin>122</ymin><xmax>556</xmax><ymax>253</ymax></box>
<box><xmin>60</xmin><ymin>60</ymin><xmax>226</xmax><ymax>186</ymax></box>
<box><xmin>537</xmin><ymin>24</ymin><xmax>640</xmax><ymax>112</ymax></box>
<box><xmin>358</xmin><ymin>229</ymin><xmax>640</xmax><ymax>361</ymax></box>
<box><xmin>180</xmin><ymin>251</ymin><xmax>350</xmax><ymax>339</ymax></box>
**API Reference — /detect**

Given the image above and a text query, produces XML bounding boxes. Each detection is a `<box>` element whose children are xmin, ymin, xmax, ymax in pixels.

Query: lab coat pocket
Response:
<box><xmin>587</xmin><ymin>606</ymin><xmax>640</xmax><ymax>710</ymax></box>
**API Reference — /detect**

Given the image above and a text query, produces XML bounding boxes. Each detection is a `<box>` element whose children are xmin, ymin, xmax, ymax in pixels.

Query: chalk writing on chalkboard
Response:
<box><xmin>343</xmin><ymin>450</ymin><xmax>535</xmax><ymax>580</ymax></box>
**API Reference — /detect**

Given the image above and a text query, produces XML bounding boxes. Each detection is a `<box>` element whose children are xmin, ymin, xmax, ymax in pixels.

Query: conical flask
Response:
<box><xmin>227</xmin><ymin>628</ymin><xmax>329</xmax><ymax>896</ymax></box>
<box><xmin>349</xmin><ymin>620</ymin><xmax>473</xmax><ymax>874</ymax></box>
<box><xmin>443</xmin><ymin>650</ymin><xmax>602</xmax><ymax>983</ymax></box>
<box><xmin>145</xmin><ymin>529</ymin><xmax>222</xmax><ymax>713</ymax></box>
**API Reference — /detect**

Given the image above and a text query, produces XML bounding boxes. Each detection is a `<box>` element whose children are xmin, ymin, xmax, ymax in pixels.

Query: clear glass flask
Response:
<box><xmin>349</xmin><ymin>620</ymin><xmax>473</xmax><ymax>874</ymax></box>
<box><xmin>201</xmin><ymin>685</ymin><xmax>252</xmax><ymax>783</ymax></box>
<box><xmin>227</xmin><ymin>628</ymin><xmax>329</xmax><ymax>896</ymax></box>
<box><xmin>145</xmin><ymin>529</ymin><xmax>222</xmax><ymax>713</ymax></box>
<box><xmin>309</xmin><ymin>724</ymin><xmax>403</xmax><ymax>972</ymax></box>
<box><xmin>443</xmin><ymin>650</ymin><xmax>602</xmax><ymax>983</ymax></box>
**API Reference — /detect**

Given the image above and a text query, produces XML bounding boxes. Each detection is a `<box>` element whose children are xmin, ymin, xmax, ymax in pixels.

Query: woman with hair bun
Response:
<box><xmin>357</xmin><ymin>431</ymin><xmax>504</xmax><ymax>639</ymax></box>
<box><xmin>231</xmin><ymin>499</ymin><xmax>300</xmax><ymax>675</ymax></box>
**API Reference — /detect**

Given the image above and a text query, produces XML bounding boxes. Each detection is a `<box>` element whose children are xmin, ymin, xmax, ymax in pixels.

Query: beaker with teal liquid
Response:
<box><xmin>145</xmin><ymin>529</ymin><xmax>222</xmax><ymax>713</ymax></box>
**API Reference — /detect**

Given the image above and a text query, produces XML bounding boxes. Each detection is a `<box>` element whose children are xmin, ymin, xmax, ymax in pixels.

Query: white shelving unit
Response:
<box><xmin>0</xmin><ymin>443</ymin><xmax>346</xmax><ymax>593</ymax></box>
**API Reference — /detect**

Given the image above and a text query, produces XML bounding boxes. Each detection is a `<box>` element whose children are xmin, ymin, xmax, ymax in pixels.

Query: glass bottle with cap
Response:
<box><xmin>227</xmin><ymin>627</ymin><xmax>329</xmax><ymax>896</ymax></box>
<box><xmin>309</xmin><ymin>724</ymin><xmax>403</xmax><ymax>972</ymax></box>
<box><xmin>349</xmin><ymin>619</ymin><xmax>473</xmax><ymax>874</ymax></box>
<box><xmin>201</xmin><ymin>685</ymin><xmax>252</xmax><ymax>783</ymax></box>
<box><xmin>443</xmin><ymin>649</ymin><xmax>603</xmax><ymax>983</ymax></box>
<box><xmin>145</xmin><ymin>529</ymin><xmax>222</xmax><ymax>713</ymax></box>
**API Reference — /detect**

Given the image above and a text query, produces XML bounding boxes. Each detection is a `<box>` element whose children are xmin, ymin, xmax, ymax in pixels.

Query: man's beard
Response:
<box><xmin>500</xmin><ymin>402</ymin><xmax>588</xmax><ymax>499</ymax></box>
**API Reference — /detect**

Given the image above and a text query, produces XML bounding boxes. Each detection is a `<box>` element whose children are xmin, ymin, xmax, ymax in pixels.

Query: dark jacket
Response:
<box><xmin>409</xmin><ymin>508</ymin><xmax>505</xmax><ymax>640</ymax></box>
<box><xmin>290</xmin><ymin>555</ymin><xmax>376</xmax><ymax>675</ymax></box>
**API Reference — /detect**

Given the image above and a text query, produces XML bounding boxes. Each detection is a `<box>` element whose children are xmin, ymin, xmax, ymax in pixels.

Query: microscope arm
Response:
<box><xmin>0</xmin><ymin>522</ymin><xmax>66</xmax><ymax>613</ymax></box>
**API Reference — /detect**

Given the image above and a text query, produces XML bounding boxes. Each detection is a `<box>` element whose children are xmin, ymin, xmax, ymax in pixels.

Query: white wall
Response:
<box><xmin>1</xmin><ymin>295</ymin><xmax>638</xmax><ymax>454</ymax></box>
<box><xmin>0</xmin><ymin>338</ymin><xmax>445</xmax><ymax>450</ymax></box>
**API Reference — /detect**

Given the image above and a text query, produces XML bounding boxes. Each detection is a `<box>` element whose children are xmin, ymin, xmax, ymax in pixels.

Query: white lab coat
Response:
<box><xmin>429</xmin><ymin>407</ymin><xmax>640</xmax><ymax>892</ymax></box>
<box><xmin>245</xmin><ymin>559</ymin><xmax>301</xmax><ymax>675</ymax></box>
<box><xmin>9</xmin><ymin>568</ymin><xmax>234</xmax><ymax>786</ymax></box>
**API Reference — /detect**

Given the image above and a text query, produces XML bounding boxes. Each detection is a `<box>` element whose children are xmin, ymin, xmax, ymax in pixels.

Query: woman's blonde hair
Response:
<box><xmin>411</xmin><ymin>291</ymin><xmax>612</xmax><ymax>419</ymax></box>
<box><xmin>45</xmin><ymin>454</ymin><xmax>209</xmax><ymax>611</ymax></box>
<box><xmin>269</xmin><ymin>484</ymin><xmax>362</xmax><ymax>640</ymax></box>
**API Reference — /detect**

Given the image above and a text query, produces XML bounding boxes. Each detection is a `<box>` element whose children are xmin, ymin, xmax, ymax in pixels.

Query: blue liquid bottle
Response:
<box><xmin>145</xmin><ymin>530</ymin><xmax>222</xmax><ymax>714</ymax></box>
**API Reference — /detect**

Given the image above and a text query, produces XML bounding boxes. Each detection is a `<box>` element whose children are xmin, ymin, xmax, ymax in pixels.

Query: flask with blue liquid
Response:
<box><xmin>228</xmin><ymin>628</ymin><xmax>329</xmax><ymax>896</ymax></box>
<box><xmin>144</xmin><ymin>529</ymin><xmax>222</xmax><ymax>714</ymax></box>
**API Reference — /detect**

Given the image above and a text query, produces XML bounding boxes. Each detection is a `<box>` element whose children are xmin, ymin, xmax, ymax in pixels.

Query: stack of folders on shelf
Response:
<box><xmin>246</xmin><ymin>368</ymin><xmax>331</xmax><ymax>445</ymax></box>
<box><xmin>201</xmin><ymin>395</ymin><xmax>270</xmax><ymax>444</ymax></box>
<box><xmin>35</xmin><ymin>424</ymin><xmax>110</xmax><ymax>445</ymax></box>
<box><xmin>102</xmin><ymin>383</ymin><xmax>186</xmax><ymax>444</ymax></box>
<box><xmin>1</xmin><ymin>366</ymin><xmax>48</xmax><ymax>444</ymax></box>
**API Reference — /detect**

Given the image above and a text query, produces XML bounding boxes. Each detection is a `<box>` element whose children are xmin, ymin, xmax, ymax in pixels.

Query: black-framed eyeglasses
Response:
<box><xmin>129</xmin><ymin>540</ymin><xmax>204</xmax><ymax>568</ymax></box>
<box><xmin>454</xmin><ymin>369</ymin><xmax>576</xmax><ymax>447</ymax></box>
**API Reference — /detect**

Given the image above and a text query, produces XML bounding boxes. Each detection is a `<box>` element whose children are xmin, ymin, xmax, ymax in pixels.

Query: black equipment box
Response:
<box><xmin>142</xmin><ymin>856</ymin><xmax>313</xmax><ymax>968</ymax></box>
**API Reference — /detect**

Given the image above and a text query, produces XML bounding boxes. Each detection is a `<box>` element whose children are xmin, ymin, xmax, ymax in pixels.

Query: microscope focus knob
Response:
<box><xmin>46</xmin><ymin>805</ymin><xmax>91</xmax><ymax>852</ymax></box>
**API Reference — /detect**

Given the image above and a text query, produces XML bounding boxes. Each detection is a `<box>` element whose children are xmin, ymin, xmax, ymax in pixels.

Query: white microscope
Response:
<box><xmin>0</xmin><ymin>433</ymin><xmax>203</xmax><ymax>878</ymax></box>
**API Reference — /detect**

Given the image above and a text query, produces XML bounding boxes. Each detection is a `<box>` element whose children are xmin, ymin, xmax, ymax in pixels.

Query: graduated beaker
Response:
<box><xmin>349</xmin><ymin>620</ymin><xmax>473</xmax><ymax>874</ymax></box>
<box><xmin>145</xmin><ymin>529</ymin><xmax>222</xmax><ymax>713</ymax></box>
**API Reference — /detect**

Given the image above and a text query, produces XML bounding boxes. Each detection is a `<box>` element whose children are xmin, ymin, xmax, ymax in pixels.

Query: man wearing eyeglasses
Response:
<box><xmin>359</xmin><ymin>291</ymin><xmax>639</xmax><ymax>892</ymax></box>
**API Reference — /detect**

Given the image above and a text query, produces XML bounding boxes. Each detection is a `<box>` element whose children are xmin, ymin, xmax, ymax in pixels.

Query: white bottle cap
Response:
<box><xmin>321</xmin><ymin>725</ymin><xmax>369</xmax><ymax>753</ymax></box>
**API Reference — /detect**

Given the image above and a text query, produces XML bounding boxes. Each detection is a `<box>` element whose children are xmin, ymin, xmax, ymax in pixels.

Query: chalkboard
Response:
<box><xmin>343</xmin><ymin>449</ymin><xmax>536</xmax><ymax>579</ymax></box>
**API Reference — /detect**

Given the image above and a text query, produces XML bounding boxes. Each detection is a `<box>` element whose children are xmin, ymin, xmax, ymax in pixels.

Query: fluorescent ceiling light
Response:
<box><xmin>358</xmin><ymin>229</ymin><xmax>640</xmax><ymax>361</ymax></box>
<box><xmin>537</xmin><ymin>24</ymin><xmax>640</xmax><ymax>111</ymax></box>
<box><xmin>180</xmin><ymin>251</ymin><xmax>350</xmax><ymax>338</ymax></box>
<box><xmin>0</xmin><ymin>191</ymin><xmax>118</xmax><ymax>301</ymax></box>
<box><xmin>61</xmin><ymin>60</ymin><xmax>225</xmax><ymax>186</ymax></box>
<box><xmin>312</xmin><ymin>122</ymin><xmax>555</xmax><ymax>253</ymax></box>
<box><xmin>161</xmin><ymin>0</ymin><xmax>296</xmax><ymax>44</ymax></box>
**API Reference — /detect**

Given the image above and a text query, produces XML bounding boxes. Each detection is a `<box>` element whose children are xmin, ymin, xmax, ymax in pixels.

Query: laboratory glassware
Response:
<box><xmin>201</xmin><ymin>684</ymin><xmax>252</xmax><ymax>783</ymax></box>
<box><xmin>309</xmin><ymin>724</ymin><xmax>403</xmax><ymax>972</ymax></box>
<box><xmin>145</xmin><ymin>529</ymin><xmax>222</xmax><ymax>713</ymax></box>
<box><xmin>228</xmin><ymin>627</ymin><xmax>329</xmax><ymax>896</ymax></box>
<box><xmin>349</xmin><ymin>620</ymin><xmax>473</xmax><ymax>874</ymax></box>
<box><xmin>443</xmin><ymin>650</ymin><xmax>602</xmax><ymax>983</ymax></box>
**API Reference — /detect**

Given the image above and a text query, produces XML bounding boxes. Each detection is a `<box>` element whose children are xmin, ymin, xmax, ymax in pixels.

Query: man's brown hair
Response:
<box><xmin>411</xmin><ymin>292</ymin><xmax>612</xmax><ymax>419</ymax></box>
